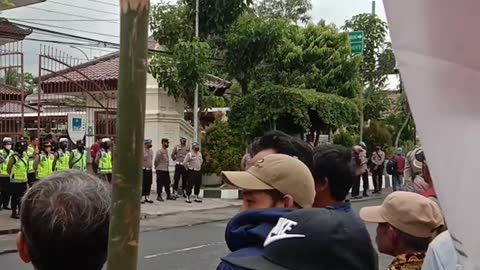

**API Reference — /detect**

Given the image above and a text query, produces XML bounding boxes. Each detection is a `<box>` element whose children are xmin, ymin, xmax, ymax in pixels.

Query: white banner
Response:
<box><xmin>67</xmin><ymin>113</ymin><xmax>86</xmax><ymax>143</ymax></box>
<box><xmin>383</xmin><ymin>0</ymin><xmax>480</xmax><ymax>268</ymax></box>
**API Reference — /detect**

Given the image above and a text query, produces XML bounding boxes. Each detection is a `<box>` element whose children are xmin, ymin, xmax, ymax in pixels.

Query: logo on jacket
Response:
<box><xmin>264</xmin><ymin>217</ymin><xmax>305</xmax><ymax>247</ymax></box>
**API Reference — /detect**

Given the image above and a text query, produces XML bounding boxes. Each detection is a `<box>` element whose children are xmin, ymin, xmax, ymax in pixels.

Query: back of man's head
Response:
<box><xmin>251</xmin><ymin>130</ymin><xmax>313</xmax><ymax>170</ymax></box>
<box><xmin>312</xmin><ymin>145</ymin><xmax>354</xmax><ymax>206</ymax></box>
<box><xmin>19</xmin><ymin>171</ymin><xmax>111</xmax><ymax>270</ymax></box>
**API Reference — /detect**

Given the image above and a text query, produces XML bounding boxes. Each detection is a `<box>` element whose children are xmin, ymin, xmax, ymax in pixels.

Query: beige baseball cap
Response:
<box><xmin>222</xmin><ymin>154</ymin><xmax>315</xmax><ymax>208</ymax></box>
<box><xmin>360</xmin><ymin>191</ymin><xmax>444</xmax><ymax>238</ymax></box>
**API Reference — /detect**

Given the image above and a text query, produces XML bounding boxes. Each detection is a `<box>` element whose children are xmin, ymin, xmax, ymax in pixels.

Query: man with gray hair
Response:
<box><xmin>16</xmin><ymin>171</ymin><xmax>111</xmax><ymax>270</ymax></box>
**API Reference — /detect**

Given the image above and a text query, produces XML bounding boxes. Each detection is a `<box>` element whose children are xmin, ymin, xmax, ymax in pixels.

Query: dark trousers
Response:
<box><xmin>352</xmin><ymin>171</ymin><xmax>369</xmax><ymax>196</ymax></box>
<box><xmin>28</xmin><ymin>172</ymin><xmax>37</xmax><ymax>187</ymax></box>
<box><xmin>372</xmin><ymin>168</ymin><xmax>384</xmax><ymax>192</ymax></box>
<box><xmin>156</xmin><ymin>170</ymin><xmax>171</xmax><ymax>197</ymax></box>
<box><xmin>9</xmin><ymin>182</ymin><xmax>27</xmax><ymax>211</ymax></box>
<box><xmin>173</xmin><ymin>165</ymin><xmax>188</xmax><ymax>194</ymax></box>
<box><xmin>142</xmin><ymin>169</ymin><xmax>152</xmax><ymax>196</ymax></box>
<box><xmin>0</xmin><ymin>176</ymin><xmax>11</xmax><ymax>208</ymax></box>
<box><xmin>186</xmin><ymin>170</ymin><xmax>202</xmax><ymax>196</ymax></box>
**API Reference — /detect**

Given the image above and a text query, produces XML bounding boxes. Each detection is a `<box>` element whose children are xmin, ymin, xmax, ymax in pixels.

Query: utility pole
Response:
<box><xmin>106</xmin><ymin>1</ymin><xmax>149</xmax><ymax>270</ymax></box>
<box><xmin>193</xmin><ymin>0</ymin><xmax>200</xmax><ymax>144</ymax></box>
<box><xmin>359</xmin><ymin>0</ymin><xmax>376</xmax><ymax>142</ymax></box>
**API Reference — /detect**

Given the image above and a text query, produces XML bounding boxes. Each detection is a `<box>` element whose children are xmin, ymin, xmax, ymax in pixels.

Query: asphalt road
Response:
<box><xmin>0</xmin><ymin>197</ymin><xmax>392</xmax><ymax>270</ymax></box>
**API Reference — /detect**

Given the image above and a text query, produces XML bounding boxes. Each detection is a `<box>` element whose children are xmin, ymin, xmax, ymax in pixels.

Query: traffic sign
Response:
<box><xmin>348</xmin><ymin>31</ymin><xmax>364</xmax><ymax>55</ymax></box>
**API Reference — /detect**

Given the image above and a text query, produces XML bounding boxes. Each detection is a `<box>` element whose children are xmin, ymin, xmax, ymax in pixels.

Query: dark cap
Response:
<box><xmin>222</xmin><ymin>208</ymin><xmax>376</xmax><ymax>270</ymax></box>
<box><xmin>161</xmin><ymin>138</ymin><xmax>169</xmax><ymax>144</ymax></box>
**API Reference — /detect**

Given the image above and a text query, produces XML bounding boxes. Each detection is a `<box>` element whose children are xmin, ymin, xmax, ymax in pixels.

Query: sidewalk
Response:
<box><xmin>0</xmin><ymin>197</ymin><xmax>241</xmax><ymax>236</ymax></box>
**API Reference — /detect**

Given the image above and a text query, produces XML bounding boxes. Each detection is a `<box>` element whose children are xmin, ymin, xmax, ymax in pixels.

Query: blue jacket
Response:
<box><xmin>217</xmin><ymin>209</ymin><xmax>292</xmax><ymax>270</ymax></box>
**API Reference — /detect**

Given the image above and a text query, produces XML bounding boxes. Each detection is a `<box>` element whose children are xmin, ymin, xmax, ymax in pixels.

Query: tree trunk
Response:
<box><xmin>239</xmin><ymin>79</ymin><xmax>248</xmax><ymax>96</ymax></box>
<box><xmin>395</xmin><ymin>111</ymin><xmax>411</xmax><ymax>149</ymax></box>
<box><xmin>106</xmin><ymin>1</ymin><xmax>149</xmax><ymax>270</ymax></box>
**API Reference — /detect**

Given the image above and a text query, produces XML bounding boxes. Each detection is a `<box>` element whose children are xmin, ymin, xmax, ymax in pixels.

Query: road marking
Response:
<box><xmin>144</xmin><ymin>241</ymin><xmax>225</xmax><ymax>259</ymax></box>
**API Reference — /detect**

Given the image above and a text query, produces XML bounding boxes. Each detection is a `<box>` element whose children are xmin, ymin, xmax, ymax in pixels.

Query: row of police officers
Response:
<box><xmin>0</xmin><ymin>136</ymin><xmax>113</xmax><ymax>219</ymax></box>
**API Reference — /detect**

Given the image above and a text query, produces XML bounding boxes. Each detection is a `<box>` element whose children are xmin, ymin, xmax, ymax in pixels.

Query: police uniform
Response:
<box><xmin>70</xmin><ymin>141</ymin><xmax>87</xmax><ymax>172</ymax></box>
<box><xmin>183</xmin><ymin>143</ymin><xmax>203</xmax><ymax>203</ymax></box>
<box><xmin>171</xmin><ymin>138</ymin><xmax>190</xmax><ymax>197</ymax></box>
<box><xmin>0</xmin><ymin>138</ymin><xmax>13</xmax><ymax>210</ymax></box>
<box><xmin>27</xmin><ymin>145</ymin><xmax>37</xmax><ymax>186</ymax></box>
<box><xmin>54</xmin><ymin>149</ymin><xmax>71</xmax><ymax>172</ymax></box>
<box><xmin>36</xmin><ymin>151</ymin><xmax>54</xmax><ymax>181</ymax></box>
<box><xmin>142</xmin><ymin>139</ymin><xmax>154</xmax><ymax>203</ymax></box>
<box><xmin>96</xmin><ymin>139</ymin><xmax>113</xmax><ymax>182</ymax></box>
<box><xmin>8</xmin><ymin>141</ymin><xmax>29</xmax><ymax>219</ymax></box>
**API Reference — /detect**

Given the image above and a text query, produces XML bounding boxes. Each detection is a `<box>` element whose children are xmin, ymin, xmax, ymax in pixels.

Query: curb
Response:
<box><xmin>0</xmin><ymin>228</ymin><xmax>19</xmax><ymax>236</ymax></box>
<box><xmin>0</xmin><ymin>248</ymin><xmax>17</xmax><ymax>255</ymax></box>
<box><xmin>140</xmin><ymin>204</ymin><xmax>240</xmax><ymax>219</ymax></box>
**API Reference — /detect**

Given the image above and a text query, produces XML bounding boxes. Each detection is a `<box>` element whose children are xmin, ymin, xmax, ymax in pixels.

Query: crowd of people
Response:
<box><xmin>11</xmin><ymin>130</ymin><xmax>459</xmax><ymax>270</ymax></box>
<box><xmin>0</xmin><ymin>135</ymin><xmax>113</xmax><ymax>219</ymax></box>
<box><xmin>142</xmin><ymin>137</ymin><xmax>204</xmax><ymax>204</ymax></box>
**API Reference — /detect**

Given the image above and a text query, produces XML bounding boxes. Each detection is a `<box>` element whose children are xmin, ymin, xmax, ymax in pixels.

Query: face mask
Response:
<box><xmin>164</xmin><ymin>144</ymin><xmax>169</xmax><ymax>148</ymax></box>
<box><xmin>4</xmin><ymin>145</ymin><xmax>11</xmax><ymax>150</ymax></box>
<box><xmin>194</xmin><ymin>147</ymin><xmax>200</xmax><ymax>152</ymax></box>
<box><xmin>147</xmin><ymin>145</ymin><xmax>153</xmax><ymax>149</ymax></box>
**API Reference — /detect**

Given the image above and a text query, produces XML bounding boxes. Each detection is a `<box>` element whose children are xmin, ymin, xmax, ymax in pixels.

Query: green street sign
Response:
<box><xmin>87</xmin><ymin>126</ymin><xmax>94</xmax><ymax>136</ymax></box>
<box><xmin>348</xmin><ymin>31</ymin><xmax>364</xmax><ymax>55</ymax></box>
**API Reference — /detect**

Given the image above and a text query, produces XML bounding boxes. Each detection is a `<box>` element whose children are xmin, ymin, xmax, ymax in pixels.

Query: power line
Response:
<box><xmin>10</xmin><ymin>19</ymin><xmax>120</xmax><ymax>38</ymax></box>
<box><xmin>48</xmin><ymin>1</ymin><xmax>119</xmax><ymax>16</ymax></box>
<box><xmin>5</xmin><ymin>18</ymin><xmax>120</xmax><ymax>22</ymax></box>
<box><xmin>25</xmin><ymin>7</ymin><xmax>119</xmax><ymax>24</ymax></box>
<box><xmin>86</xmin><ymin>0</ymin><xmax>119</xmax><ymax>7</ymax></box>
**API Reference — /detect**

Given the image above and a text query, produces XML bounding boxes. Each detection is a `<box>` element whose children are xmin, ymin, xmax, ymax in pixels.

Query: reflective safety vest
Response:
<box><xmin>71</xmin><ymin>149</ymin><xmax>86</xmax><ymax>171</ymax></box>
<box><xmin>37</xmin><ymin>152</ymin><xmax>54</xmax><ymax>180</ymax></box>
<box><xmin>0</xmin><ymin>149</ymin><xmax>13</xmax><ymax>177</ymax></box>
<box><xmin>10</xmin><ymin>153</ymin><xmax>28</xmax><ymax>183</ymax></box>
<box><xmin>55</xmin><ymin>150</ymin><xmax>70</xmax><ymax>172</ymax></box>
<box><xmin>27</xmin><ymin>146</ymin><xmax>35</xmax><ymax>173</ymax></box>
<box><xmin>98</xmin><ymin>150</ymin><xmax>112</xmax><ymax>175</ymax></box>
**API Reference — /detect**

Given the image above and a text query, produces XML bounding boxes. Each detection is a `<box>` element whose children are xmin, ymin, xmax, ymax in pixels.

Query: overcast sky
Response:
<box><xmin>1</xmin><ymin>0</ymin><xmax>387</xmax><ymax>73</ymax></box>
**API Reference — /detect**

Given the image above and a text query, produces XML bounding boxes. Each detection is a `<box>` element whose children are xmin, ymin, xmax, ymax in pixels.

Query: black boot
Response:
<box><xmin>166</xmin><ymin>194</ymin><xmax>176</xmax><ymax>200</ymax></box>
<box><xmin>185</xmin><ymin>195</ymin><xmax>192</xmax><ymax>203</ymax></box>
<box><xmin>10</xmin><ymin>209</ymin><xmax>19</xmax><ymax>219</ymax></box>
<box><xmin>156</xmin><ymin>195</ymin><xmax>164</xmax><ymax>202</ymax></box>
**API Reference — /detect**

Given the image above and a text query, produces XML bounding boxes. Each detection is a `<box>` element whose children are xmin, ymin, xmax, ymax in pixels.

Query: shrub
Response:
<box><xmin>333</xmin><ymin>130</ymin><xmax>355</xmax><ymax>148</ymax></box>
<box><xmin>201</xmin><ymin>120</ymin><xmax>245</xmax><ymax>175</ymax></box>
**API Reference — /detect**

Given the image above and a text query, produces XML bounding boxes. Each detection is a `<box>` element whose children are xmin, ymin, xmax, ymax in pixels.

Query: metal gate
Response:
<box><xmin>36</xmin><ymin>45</ymin><xmax>117</xmax><ymax>142</ymax></box>
<box><xmin>0</xmin><ymin>41</ymin><xmax>26</xmax><ymax>141</ymax></box>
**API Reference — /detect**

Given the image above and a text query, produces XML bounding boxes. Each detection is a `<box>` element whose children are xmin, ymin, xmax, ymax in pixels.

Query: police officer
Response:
<box><xmin>95</xmin><ymin>138</ymin><xmax>112</xmax><ymax>182</ymax></box>
<box><xmin>7</xmin><ymin>139</ymin><xmax>28</xmax><ymax>219</ymax></box>
<box><xmin>70</xmin><ymin>140</ymin><xmax>87</xmax><ymax>172</ymax></box>
<box><xmin>171</xmin><ymin>137</ymin><xmax>190</xmax><ymax>198</ymax></box>
<box><xmin>154</xmin><ymin>138</ymin><xmax>175</xmax><ymax>201</ymax></box>
<box><xmin>0</xmin><ymin>137</ymin><xmax>13</xmax><ymax>210</ymax></box>
<box><xmin>183</xmin><ymin>142</ymin><xmax>203</xmax><ymax>203</ymax></box>
<box><xmin>142</xmin><ymin>139</ymin><xmax>154</xmax><ymax>203</ymax></box>
<box><xmin>53</xmin><ymin>138</ymin><xmax>70</xmax><ymax>172</ymax></box>
<box><xmin>34</xmin><ymin>141</ymin><xmax>54</xmax><ymax>181</ymax></box>
<box><xmin>27</xmin><ymin>136</ymin><xmax>39</xmax><ymax>187</ymax></box>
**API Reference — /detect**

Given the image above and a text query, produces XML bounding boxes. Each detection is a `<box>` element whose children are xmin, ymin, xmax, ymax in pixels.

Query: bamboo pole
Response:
<box><xmin>106</xmin><ymin>1</ymin><xmax>149</xmax><ymax>270</ymax></box>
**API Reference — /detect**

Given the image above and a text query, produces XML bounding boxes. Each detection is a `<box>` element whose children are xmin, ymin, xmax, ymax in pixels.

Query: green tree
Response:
<box><xmin>202</xmin><ymin>120</ymin><xmax>244</xmax><ymax>175</ymax></box>
<box><xmin>0</xmin><ymin>70</ymin><xmax>36</xmax><ymax>95</ymax></box>
<box><xmin>256</xmin><ymin>23</ymin><xmax>362</xmax><ymax>98</ymax></box>
<box><xmin>229</xmin><ymin>85</ymin><xmax>359</xmax><ymax>139</ymax></box>
<box><xmin>149</xmin><ymin>40</ymin><xmax>212</xmax><ymax>109</ymax></box>
<box><xmin>225</xmin><ymin>15</ymin><xmax>288</xmax><ymax>95</ymax></box>
<box><xmin>0</xmin><ymin>0</ymin><xmax>15</xmax><ymax>10</ymax></box>
<box><xmin>254</xmin><ymin>0</ymin><xmax>312</xmax><ymax>24</ymax></box>
<box><xmin>149</xmin><ymin>3</ymin><xmax>193</xmax><ymax>49</ymax></box>
<box><xmin>183</xmin><ymin>0</ymin><xmax>252</xmax><ymax>40</ymax></box>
